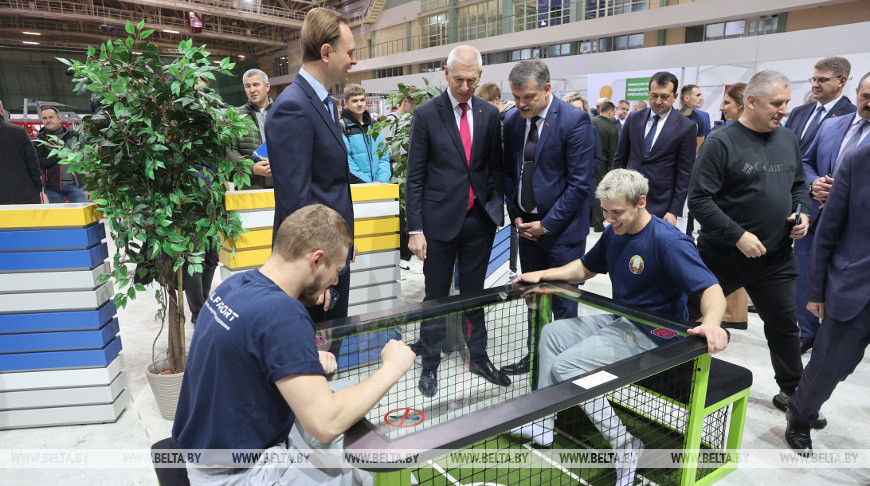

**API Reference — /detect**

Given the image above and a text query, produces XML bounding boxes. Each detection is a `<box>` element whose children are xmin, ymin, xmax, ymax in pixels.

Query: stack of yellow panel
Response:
<box><xmin>220</xmin><ymin>184</ymin><xmax>402</xmax><ymax>316</ymax></box>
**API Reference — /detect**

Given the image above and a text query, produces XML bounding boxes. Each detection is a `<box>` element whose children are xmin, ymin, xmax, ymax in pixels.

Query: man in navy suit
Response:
<box><xmin>612</xmin><ymin>100</ymin><xmax>629</xmax><ymax>136</ymax></box>
<box><xmin>612</xmin><ymin>72</ymin><xmax>697</xmax><ymax>228</ymax></box>
<box><xmin>784</xmin><ymin>56</ymin><xmax>856</xmax><ymax>156</ymax></box>
<box><xmin>499</xmin><ymin>59</ymin><xmax>596</xmax><ymax>376</ymax></box>
<box><xmin>266</xmin><ymin>8</ymin><xmax>357</xmax><ymax>346</ymax></box>
<box><xmin>406</xmin><ymin>45</ymin><xmax>508</xmax><ymax>397</ymax></box>
<box><xmin>785</xmin><ymin>144</ymin><xmax>870</xmax><ymax>455</ymax></box>
<box><xmin>794</xmin><ymin>72</ymin><xmax>870</xmax><ymax>354</ymax></box>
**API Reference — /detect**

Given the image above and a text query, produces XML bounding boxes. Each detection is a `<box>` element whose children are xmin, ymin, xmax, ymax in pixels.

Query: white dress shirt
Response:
<box><xmin>518</xmin><ymin>93</ymin><xmax>554</xmax><ymax>214</ymax></box>
<box><xmin>800</xmin><ymin>95</ymin><xmax>844</xmax><ymax>139</ymax></box>
<box><xmin>446</xmin><ymin>89</ymin><xmax>474</xmax><ymax>142</ymax></box>
<box><xmin>644</xmin><ymin>108</ymin><xmax>671</xmax><ymax>149</ymax></box>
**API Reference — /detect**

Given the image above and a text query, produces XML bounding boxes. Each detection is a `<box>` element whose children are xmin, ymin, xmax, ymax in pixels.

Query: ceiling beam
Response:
<box><xmin>0</xmin><ymin>7</ymin><xmax>287</xmax><ymax>47</ymax></box>
<box><xmin>110</xmin><ymin>0</ymin><xmax>306</xmax><ymax>28</ymax></box>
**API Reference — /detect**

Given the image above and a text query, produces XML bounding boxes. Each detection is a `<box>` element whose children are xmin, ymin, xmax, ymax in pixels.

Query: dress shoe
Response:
<box><xmin>785</xmin><ymin>409</ymin><xmax>813</xmax><ymax>456</ymax></box>
<box><xmin>418</xmin><ymin>369</ymin><xmax>438</xmax><ymax>397</ymax></box>
<box><xmin>501</xmin><ymin>354</ymin><xmax>530</xmax><ymax>375</ymax></box>
<box><xmin>800</xmin><ymin>337</ymin><xmax>815</xmax><ymax>355</ymax></box>
<box><xmin>470</xmin><ymin>359</ymin><xmax>511</xmax><ymax>387</ymax></box>
<box><xmin>721</xmin><ymin>321</ymin><xmax>748</xmax><ymax>330</ymax></box>
<box><xmin>773</xmin><ymin>391</ymin><xmax>827</xmax><ymax>429</ymax></box>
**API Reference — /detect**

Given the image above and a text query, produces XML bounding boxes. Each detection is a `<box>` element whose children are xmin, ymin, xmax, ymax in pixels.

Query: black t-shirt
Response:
<box><xmin>172</xmin><ymin>270</ymin><xmax>324</xmax><ymax>452</ymax></box>
<box><xmin>688</xmin><ymin>121</ymin><xmax>810</xmax><ymax>253</ymax></box>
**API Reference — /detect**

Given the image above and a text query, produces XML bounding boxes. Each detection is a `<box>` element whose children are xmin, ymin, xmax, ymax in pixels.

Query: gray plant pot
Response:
<box><xmin>145</xmin><ymin>360</ymin><xmax>184</xmax><ymax>421</ymax></box>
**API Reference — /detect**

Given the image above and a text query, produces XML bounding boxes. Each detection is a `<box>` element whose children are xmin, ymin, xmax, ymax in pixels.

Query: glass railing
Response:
<box><xmin>356</xmin><ymin>0</ymin><xmax>690</xmax><ymax>61</ymax></box>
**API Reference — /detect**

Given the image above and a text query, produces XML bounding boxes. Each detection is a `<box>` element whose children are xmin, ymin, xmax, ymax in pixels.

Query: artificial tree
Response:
<box><xmin>370</xmin><ymin>79</ymin><xmax>442</xmax><ymax>207</ymax></box>
<box><xmin>54</xmin><ymin>21</ymin><xmax>252</xmax><ymax>374</ymax></box>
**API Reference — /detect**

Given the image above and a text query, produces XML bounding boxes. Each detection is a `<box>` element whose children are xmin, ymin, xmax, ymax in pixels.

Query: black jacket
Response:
<box><xmin>0</xmin><ymin>120</ymin><xmax>42</xmax><ymax>204</ymax></box>
<box><xmin>35</xmin><ymin>126</ymin><xmax>82</xmax><ymax>191</ymax></box>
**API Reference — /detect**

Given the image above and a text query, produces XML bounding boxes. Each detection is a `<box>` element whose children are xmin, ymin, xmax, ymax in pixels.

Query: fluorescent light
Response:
<box><xmin>162</xmin><ymin>29</ymin><xmax>180</xmax><ymax>34</ymax></box>
<box><xmin>132</xmin><ymin>51</ymin><xmax>142</xmax><ymax>54</ymax></box>
<box><xmin>238</xmin><ymin>55</ymin><xmax>246</xmax><ymax>59</ymax></box>
<box><xmin>22</xmin><ymin>31</ymin><xmax>41</xmax><ymax>36</ymax></box>
<box><xmin>23</xmin><ymin>41</ymin><xmax>40</xmax><ymax>45</ymax></box>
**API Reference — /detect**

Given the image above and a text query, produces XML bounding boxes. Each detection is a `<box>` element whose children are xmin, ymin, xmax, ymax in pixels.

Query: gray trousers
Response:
<box><xmin>187</xmin><ymin>379</ymin><xmax>373</xmax><ymax>486</ymax></box>
<box><xmin>538</xmin><ymin>315</ymin><xmax>657</xmax><ymax>449</ymax></box>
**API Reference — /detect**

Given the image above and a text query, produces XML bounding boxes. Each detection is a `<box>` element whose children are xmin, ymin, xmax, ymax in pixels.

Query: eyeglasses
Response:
<box><xmin>809</xmin><ymin>76</ymin><xmax>840</xmax><ymax>84</ymax></box>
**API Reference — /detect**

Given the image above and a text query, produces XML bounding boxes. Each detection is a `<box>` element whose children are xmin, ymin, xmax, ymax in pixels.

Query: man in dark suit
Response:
<box><xmin>612</xmin><ymin>99</ymin><xmax>629</xmax><ymax>136</ymax></box>
<box><xmin>784</xmin><ymin>56</ymin><xmax>856</xmax><ymax>156</ymax></box>
<box><xmin>785</xmin><ymin>144</ymin><xmax>870</xmax><ymax>455</ymax></box>
<box><xmin>590</xmin><ymin>101</ymin><xmax>619</xmax><ymax>232</ymax></box>
<box><xmin>266</xmin><ymin>8</ymin><xmax>357</xmax><ymax>347</ymax></box>
<box><xmin>794</xmin><ymin>72</ymin><xmax>870</xmax><ymax>354</ymax></box>
<box><xmin>612</xmin><ymin>72</ymin><xmax>696</xmax><ymax>227</ymax></box>
<box><xmin>785</xmin><ymin>58</ymin><xmax>857</xmax><ymax>354</ymax></box>
<box><xmin>406</xmin><ymin>45</ymin><xmax>508</xmax><ymax>397</ymax></box>
<box><xmin>0</xmin><ymin>99</ymin><xmax>42</xmax><ymax>205</ymax></box>
<box><xmin>499</xmin><ymin>59</ymin><xmax>596</xmax><ymax>376</ymax></box>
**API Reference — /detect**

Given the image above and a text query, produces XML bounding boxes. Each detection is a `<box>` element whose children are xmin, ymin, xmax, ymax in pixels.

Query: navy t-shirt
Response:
<box><xmin>687</xmin><ymin>109</ymin><xmax>712</xmax><ymax>138</ymax></box>
<box><xmin>581</xmin><ymin>216</ymin><xmax>718</xmax><ymax>321</ymax></box>
<box><xmin>172</xmin><ymin>270</ymin><xmax>325</xmax><ymax>451</ymax></box>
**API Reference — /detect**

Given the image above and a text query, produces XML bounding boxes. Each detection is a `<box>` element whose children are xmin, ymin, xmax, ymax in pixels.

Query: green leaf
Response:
<box><xmin>125</xmin><ymin>21</ymin><xmax>135</xmax><ymax>35</ymax></box>
<box><xmin>141</xmin><ymin>29</ymin><xmax>154</xmax><ymax>39</ymax></box>
<box><xmin>137</xmin><ymin>19</ymin><xmax>145</xmax><ymax>30</ymax></box>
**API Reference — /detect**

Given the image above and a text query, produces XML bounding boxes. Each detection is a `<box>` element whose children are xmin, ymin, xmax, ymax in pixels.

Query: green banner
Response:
<box><xmin>626</xmin><ymin>77</ymin><xmax>651</xmax><ymax>101</ymax></box>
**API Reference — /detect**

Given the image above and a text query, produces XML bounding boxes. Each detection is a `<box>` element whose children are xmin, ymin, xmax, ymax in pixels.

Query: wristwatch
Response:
<box><xmin>541</xmin><ymin>225</ymin><xmax>550</xmax><ymax>235</ymax></box>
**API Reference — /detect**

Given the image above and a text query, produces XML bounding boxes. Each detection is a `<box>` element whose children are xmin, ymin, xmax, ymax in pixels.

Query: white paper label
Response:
<box><xmin>572</xmin><ymin>371</ymin><xmax>618</xmax><ymax>389</ymax></box>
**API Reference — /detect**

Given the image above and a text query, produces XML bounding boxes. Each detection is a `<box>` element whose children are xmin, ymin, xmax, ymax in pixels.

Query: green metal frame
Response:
<box><xmin>369</xmin><ymin>293</ymin><xmax>751</xmax><ymax>486</ymax></box>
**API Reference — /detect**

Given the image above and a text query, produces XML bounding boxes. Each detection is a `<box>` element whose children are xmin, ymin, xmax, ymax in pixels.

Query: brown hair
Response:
<box><xmin>273</xmin><ymin>204</ymin><xmax>352</xmax><ymax>264</ymax></box>
<box><xmin>725</xmin><ymin>83</ymin><xmax>746</xmax><ymax>109</ymax></box>
<box><xmin>680</xmin><ymin>84</ymin><xmax>699</xmax><ymax>101</ymax></box>
<box><xmin>301</xmin><ymin>7</ymin><xmax>347</xmax><ymax>63</ymax></box>
<box><xmin>475</xmin><ymin>82</ymin><xmax>501</xmax><ymax>102</ymax></box>
<box><xmin>814</xmin><ymin>56</ymin><xmax>851</xmax><ymax>79</ymax></box>
<box><xmin>343</xmin><ymin>83</ymin><xmax>365</xmax><ymax>100</ymax></box>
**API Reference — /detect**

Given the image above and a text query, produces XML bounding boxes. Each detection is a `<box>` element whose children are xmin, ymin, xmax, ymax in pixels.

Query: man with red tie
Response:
<box><xmin>406</xmin><ymin>45</ymin><xmax>508</xmax><ymax>397</ymax></box>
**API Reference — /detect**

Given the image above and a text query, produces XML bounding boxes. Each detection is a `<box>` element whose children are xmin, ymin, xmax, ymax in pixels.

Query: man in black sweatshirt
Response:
<box><xmin>36</xmin><ymin>107</ymin><xmax>87</xmax><ymax>203</ymax></box>
<box><xmin>688</xmin><ymin>70</ymin><xmax>814</xmax><ymax>421</ymax></box>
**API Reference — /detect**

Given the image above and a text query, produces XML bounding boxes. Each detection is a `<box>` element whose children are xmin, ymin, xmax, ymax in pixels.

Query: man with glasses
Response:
<box><xmin>785</xmin><ymin>57</ymin><xmax>856</xmax><ymax>156</ymax></box>
<box><xmin>784</xmin><ymin>56</ymin><xmax>856</xmax><ymax>357</ymax></box>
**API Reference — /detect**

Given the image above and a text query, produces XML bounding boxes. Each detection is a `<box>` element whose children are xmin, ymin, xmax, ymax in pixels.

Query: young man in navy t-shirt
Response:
<box><xmin>512</xmin><ymin>169</ymin><xmax>727</xmax><ymax>486</ymax></box>
<box><xmin>172</xmin><ymin>204</ymin><xmax>415</xmax><ymax>485</ymax></box>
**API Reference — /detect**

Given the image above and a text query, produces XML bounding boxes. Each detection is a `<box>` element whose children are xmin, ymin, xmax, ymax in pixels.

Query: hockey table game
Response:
<box><xmin>322</xmin><ymin>282</ymin><xmax>750</xmax><ymax>486</ymax></box>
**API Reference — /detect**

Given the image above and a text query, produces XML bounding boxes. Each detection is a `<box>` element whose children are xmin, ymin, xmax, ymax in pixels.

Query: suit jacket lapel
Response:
<box><xmin>436</xmin><ymin>91</ymin><xmax>467</xmax><ymax>164</ymax></box>
<box><xmin>294</xmin><ymin>74</ymin><xmax>346</xmax><ymax>153</ymax></box>
<box><xmin>470</xmin><ymin>98</ymin><xmax>485</xmax><ymax>167</ymax></box>
<box><xmin>535</xmin><ymin>96</ymin><xmax>558</xmax><ymax>164</ymax></box>
<box><xmin>648</xmin><ymin>108</ymin><xmax>678</xmax><ymax>157</ymax></box>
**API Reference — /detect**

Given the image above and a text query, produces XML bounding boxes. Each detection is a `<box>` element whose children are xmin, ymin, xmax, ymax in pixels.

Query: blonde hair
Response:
<box><xmin>596</xmin><ymin>169</ymin><xmax>649</xmax><ymax>206</ymax></box>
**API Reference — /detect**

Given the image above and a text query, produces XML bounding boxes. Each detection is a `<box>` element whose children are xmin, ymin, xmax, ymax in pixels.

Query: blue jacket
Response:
<box><xmin>340</xmin><ymin>109</ymin><xmax>391</xmax><ymax>183</ymax></box>
<box><xmin>502</xmin><ymin>96</ymin><xmax>596</xmax><ymax>246</ymax></box>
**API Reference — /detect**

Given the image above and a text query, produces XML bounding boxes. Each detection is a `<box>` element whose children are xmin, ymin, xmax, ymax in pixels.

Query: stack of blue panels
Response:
<box><xmin>0</xmin><ymin>204</ymin><xmax>128</xmax><ymax>429</ymax></box>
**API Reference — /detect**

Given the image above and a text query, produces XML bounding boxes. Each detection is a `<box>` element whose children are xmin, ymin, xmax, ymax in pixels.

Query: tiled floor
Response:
<box><xmin>4</xmin><ymin>231</ymin><xmax>869</xmax><ymax>485</ymax></box>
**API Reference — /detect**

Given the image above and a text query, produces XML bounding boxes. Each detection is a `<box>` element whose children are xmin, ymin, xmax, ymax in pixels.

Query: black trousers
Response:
<box><xmin>183</xmin><ymin>246</ymin><xmax>219</xmax><ymax>324</ymax></box>
<box><xmin>689</xmin><ymin>241</ymin><xmax>803</xmax><ymax>394</ymax></box>
<box><xmin>789</xmin><ymin>300</ymin><xmax>870</xmax><ymax>424</ymax></box>
<box><xmin>419</xmin><ymin>204</ymin><xmax>495</xmax><ymax>370</ymax></box>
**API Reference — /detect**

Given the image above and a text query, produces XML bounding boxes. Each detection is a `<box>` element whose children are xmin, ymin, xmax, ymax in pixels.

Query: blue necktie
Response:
<box><xmin>643</xmin><ymin>114</ymin><xmax>660</xmax><ymax>158</ymax></box>
<box><xmin>323</xmin><ymin>95</ymin><xmax>339</xmax><ymax>126</ymax></box>
<box><xmin>801</xmin><ymin>106</ymin><xmax>825</xmax><ymax>144</ymax></box>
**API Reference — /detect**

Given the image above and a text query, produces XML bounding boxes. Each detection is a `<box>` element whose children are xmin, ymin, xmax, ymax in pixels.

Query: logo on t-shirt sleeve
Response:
<box><xmin>315</xmin><ymin>335</ymin><xmax>327</xmax><ymax>346</ymax></box>
<box><xmin>651</xmin><ymin>328</ymin><xmax>677</xmax><ymax>339</ymax></box>
<box><xmin>629</xmin><ymin>255</ymin><xmax>645</xmax><ymax>274</ymax></box>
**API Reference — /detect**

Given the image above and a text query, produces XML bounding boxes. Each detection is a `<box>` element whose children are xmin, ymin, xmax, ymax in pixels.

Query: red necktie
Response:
<box><xmin>459</xmin><ymin>102</ymin><xmax>474</xmax><ymax>211</ymax></box>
